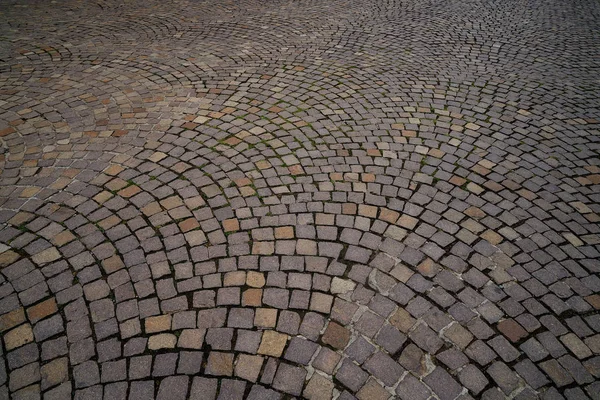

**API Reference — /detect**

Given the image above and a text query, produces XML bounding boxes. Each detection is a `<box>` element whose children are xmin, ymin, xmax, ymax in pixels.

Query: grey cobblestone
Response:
<box><xmin>0</xmin><ymin>0</ymin><xmax>598</xmax><ymax>397</ymax></box>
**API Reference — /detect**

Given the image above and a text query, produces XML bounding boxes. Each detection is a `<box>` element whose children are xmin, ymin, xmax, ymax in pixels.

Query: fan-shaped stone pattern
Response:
<box><xmin>1</xmin><ymin>0</ymin><xmax>599</xmax><ymax>399</ymax></box>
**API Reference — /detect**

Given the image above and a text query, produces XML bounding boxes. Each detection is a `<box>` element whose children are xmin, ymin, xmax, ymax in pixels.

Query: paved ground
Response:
<box><xmin>0</xmin><ymin>0</ymin><xmax>599</xmax><ymax>399</ymax></box>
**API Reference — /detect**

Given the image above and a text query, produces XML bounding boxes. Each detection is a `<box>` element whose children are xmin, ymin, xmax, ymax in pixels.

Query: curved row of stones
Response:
<box><xmin>1</xmin><ymin>0</ymin><xmax>599</xmax><ymax>399</ymax></box>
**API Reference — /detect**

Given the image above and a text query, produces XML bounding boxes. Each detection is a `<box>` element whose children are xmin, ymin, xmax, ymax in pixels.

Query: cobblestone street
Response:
<box><xmin>0</xmin><ymin>0</ymin><xmax>599</xmax><ymax>398</ymax></box>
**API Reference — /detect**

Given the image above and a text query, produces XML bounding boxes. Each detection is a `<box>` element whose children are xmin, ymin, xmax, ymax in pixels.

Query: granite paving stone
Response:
<box><xmin>0</xmin><ymin>0</ymin><xmax>598</xmax><ymax>397</ymax></box>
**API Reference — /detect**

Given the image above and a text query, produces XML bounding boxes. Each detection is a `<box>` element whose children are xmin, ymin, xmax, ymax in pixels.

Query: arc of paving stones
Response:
<box><xmin>2</xmin><ymin>0</ymin><xmax>600</xmax><ymax>399</ymax></box>
<box><xmin>0</xmin><ymin>188</ymin><xmax>451</xmax><ymax>399</ymax></box>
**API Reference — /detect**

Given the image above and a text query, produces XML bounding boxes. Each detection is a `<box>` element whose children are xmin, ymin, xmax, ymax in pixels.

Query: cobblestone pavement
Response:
<box><xmin>0</xmin><ymin>0</ymin><xmax>599</xmax><ymax>398</ymax></box>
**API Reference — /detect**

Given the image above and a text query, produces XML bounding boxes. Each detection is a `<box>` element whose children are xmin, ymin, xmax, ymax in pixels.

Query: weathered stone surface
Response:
<box><xmin>0</xmin><ymin>0</ymin><xmax>597</xmax><ymax>398</ymax></box>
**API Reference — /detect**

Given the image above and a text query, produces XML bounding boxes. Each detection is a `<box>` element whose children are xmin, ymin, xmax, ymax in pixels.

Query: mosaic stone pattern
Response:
<box><xmin>0</xmin><ymin>0</ymin><xmax>599</xmax><ymax>399</ymax></box>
